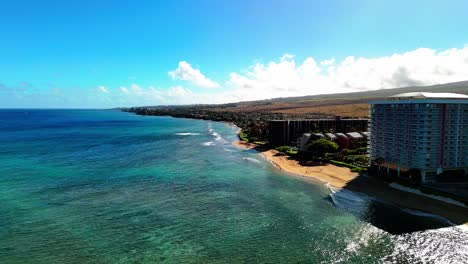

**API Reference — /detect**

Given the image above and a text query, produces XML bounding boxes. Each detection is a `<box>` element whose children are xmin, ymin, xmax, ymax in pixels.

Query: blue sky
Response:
<box><xmin>1</xmin><ymin>0</ymin><xmax>468</xmax><ymax>108</ymax></box>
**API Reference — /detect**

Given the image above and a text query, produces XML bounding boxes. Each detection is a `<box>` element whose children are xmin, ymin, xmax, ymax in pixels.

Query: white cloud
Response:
<box><xmin>169</xmin><ymin>61</ymin><xmax>219</xmax><ymax>88</ymax></box>
<box><xmin>221</xmin><ymin>46</ymin><xmax>468</xmax><ymax>102</ymax></box>
<box><xmin>320</xmin><ymin>58</ymin><xmax>335</xmax><ymax>66</ymax></box>
<box><xmin>101</xmin><ymin>84</ymin><xmax>196</xmax><ymax>106</ymax></box>
<box><xmin>98</xmin><ymin>86</ymin><xmax>109</xmax><ymax>93</ymax></box>
<box><xmin>130</xmin><ymin>84</ymin><xmax>144</xmax><ymax>95</ymax></box>
<box><xmin>110</xmin><ymin>46</ymin><xmax>468</xmax><ymax>106</ymax></box>
<box><xmin>120</xmin><ymin>86</ymin><xmax>130</xmax><ymax>94</ymax></box>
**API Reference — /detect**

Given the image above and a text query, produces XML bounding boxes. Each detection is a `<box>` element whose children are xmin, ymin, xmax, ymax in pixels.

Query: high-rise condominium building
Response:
<box><xmin>370</xmin><ymin>92</ymin><xmax>468</xmax><ymax>183</ymax></box>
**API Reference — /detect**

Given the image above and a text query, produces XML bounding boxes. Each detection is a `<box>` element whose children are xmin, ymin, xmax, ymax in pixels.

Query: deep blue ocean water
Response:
<box><xmin>0</xmin><ymin>109</ymin><xmax>467</xmax><ymax>263</ymax></box>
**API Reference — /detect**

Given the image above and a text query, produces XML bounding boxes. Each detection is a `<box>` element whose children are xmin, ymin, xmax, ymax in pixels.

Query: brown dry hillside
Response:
<box><xmin>211</xmin><ymin>99</ymin><xmax>372</xmax><ymax>117</ymax></box>
<box><xmin>208</xmin><ymin>81</ymin><xmax>468</xmax><ymax>118</ymax></box>
<box><xmin>271</xmin><ymin>103</ymin><xmax>370</xmax><ymax>117</ymax></box>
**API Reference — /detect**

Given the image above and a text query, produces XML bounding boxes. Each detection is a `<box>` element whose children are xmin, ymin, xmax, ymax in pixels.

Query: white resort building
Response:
<box><xmin>369</xmin><ymin>92</ymin><xmax>468</xmax><ymax>183</ymax></box>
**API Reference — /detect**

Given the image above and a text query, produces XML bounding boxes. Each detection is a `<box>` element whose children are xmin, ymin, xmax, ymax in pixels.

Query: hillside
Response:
<box><xmin>123</xmin><ymin>80</ymin><xmax>468</xmax><ymax>143</ymax></box>
<box><xmin>210</xmin><ymin>81</ymin><xmax>468</xmax><ymax>118</ymax></box>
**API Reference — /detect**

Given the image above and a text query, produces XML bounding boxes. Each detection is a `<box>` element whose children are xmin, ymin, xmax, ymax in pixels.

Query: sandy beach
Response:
<box><xmin>234</xmin><ymin>140</ymin><xmax>358</xmax><ymax>188</ymax></box>
<box><xmin>261</xmin><ymin>148</ymin><xmax>359</xmax><ymax>188</ymax></box>
<box><xmin>233</xmin><ymin>140</ymin><xmax>468</xmax><ymax>225</ymax></box>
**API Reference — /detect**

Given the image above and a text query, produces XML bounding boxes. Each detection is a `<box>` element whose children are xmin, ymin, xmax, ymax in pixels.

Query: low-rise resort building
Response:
<box><xmin>369</xmin><ymin>92</ymin><xmax>468</xmax><ymax>184</ymax></box>
<box><xmin>269</xmin><ymin>117</ymin><xmax>369</xmax><ymax>146</ymax></box>
<box><xmin>296</xmin><ymin>131</ymin><xmax>368</xmax><ymax>151</ymax></box>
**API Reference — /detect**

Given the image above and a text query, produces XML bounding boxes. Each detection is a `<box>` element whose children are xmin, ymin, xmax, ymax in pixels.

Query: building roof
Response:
<box><xmin>334</xmin><ymin>133</ymin><xmax>348</xmax><ymax>138</ymax></box>
<box><xmin>346</xmin><ymin>132</ymin><xmax>364</xmax><ymax>139</ymax></box>
<box><xmin>360</xmin><ymin>132</ymin><xmax>370</xmax><ymax>138</ymax></box>
<box><xmin>389</xmin><ymin>92</ymin><xmax>468</xmax><ymax>100</ymax></box>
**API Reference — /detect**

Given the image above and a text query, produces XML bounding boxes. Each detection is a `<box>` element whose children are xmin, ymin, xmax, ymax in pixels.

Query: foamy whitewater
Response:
<box><xmin>0</xmin><ymin>109</ymin><xmax>466</xmax><ymax>263</ymax></box>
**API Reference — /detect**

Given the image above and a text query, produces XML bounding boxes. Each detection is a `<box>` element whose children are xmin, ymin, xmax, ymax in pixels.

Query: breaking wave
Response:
<box><xmin>242</xmin><ymin>157</ymin><xmax>263</xmax><ymax>166</ymax></box>
<box><xmin>327</xmin><ymin>184</ymin><xmax>372</xmax><ymax>217</ymax></box>
<box><xmin>175</xmin><ymin>132</ymin><xmax>201</xmax><ymax>136</ymax></box>
<box><xmin>207</xmin><ymin>123</ymin><xmax>227</xmax><ymax>144</ymax></box>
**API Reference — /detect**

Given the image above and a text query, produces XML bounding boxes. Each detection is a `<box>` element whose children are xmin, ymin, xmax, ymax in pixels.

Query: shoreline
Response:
<box><xmin>233</xmin><ymin>140</ymin><xmax>360</xmax><ymax>189</ymax></box>
<box><xmin>233</xmin><ymin>140</ymin><xmax>468</xmax><ymax>226</ymax></box>
<box><xmin>123</xmin><ymin>112</ymin><xmax>468</xmax><ymax>226</ymax></box>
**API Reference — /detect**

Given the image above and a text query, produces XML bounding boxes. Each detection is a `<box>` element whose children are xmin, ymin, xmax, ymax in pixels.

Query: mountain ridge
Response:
<box><xmin>124</xmin><ymin>80</ymin><xmax>468</xmax><ymax>118</ymax></box>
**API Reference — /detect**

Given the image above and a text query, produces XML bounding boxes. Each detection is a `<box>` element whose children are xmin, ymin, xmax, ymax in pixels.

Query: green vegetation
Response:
<box><xmin>275</xmin><ymin>145</ymin><xmax>297</xmax><ymax>156</ymax></box>
<box><xmin>329</xmin><ymin>160</ymin><xmax>367</xmax><ymax>172</ymax></box>
<box><xmin>342</xmin><ymin>154</ymin><xmax>369</xmax><ymax>167</ymax></box>
<box><xmin>341</xmin><ymin>147</ymin><xmax>367</xmax><ymax>155</ymax></box>
<box><xmin>239</xmin><ymin>130</ymin><xmax>250</xmax><ymax>141</ymax></box>
<box><xmin>304</xmin><ymin>139</ymin><xmax>368</xmax><ymax>170</ymax></box>
<box><xmin>303</xmin><ymin>139</ymin><xmax>368</xmax><ymax>170</ymax></box>
<box><xmin>276</xmin><ymin>145</ymin><xmax>292</xmax><ymax>153</ymax></box>
<box><xmin>306</xmin><ymin>138</ymin><xmax>339</xmax><ymax>157</ymax></box>
<box><xmin>238</xmin><ymin>129</ymin><xmax>269</xmax><ymax>144</ymax></box>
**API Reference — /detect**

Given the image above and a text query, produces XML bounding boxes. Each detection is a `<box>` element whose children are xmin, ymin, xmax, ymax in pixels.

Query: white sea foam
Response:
<box><xmin>207</xmin><ymin>126</ymin><xmax>227</xmax><ymax>144</ymax></box>
<box><xmin>458</xmin><ymin>224</ymin><xmax>468</xmax><ymax>232</ymax></box>
<box><xmin>243</xmin><ymin>157</ymin><xmax>262</xmax><ymax>164</ymax></box>
<box><xmin>328</xmin><ymin>186</ymin><xmax>369</xmax><ymax>206</ymax></box>
<box><xmin>345</xmin><ymin>223</ymin><xmax>387</xmax><ymax>253</ymax></box>
<box><xmin>389</xmin><ymin>183</ymin><xmax>467</xmax><ymax>208</ymax></box>
<box><xmin>385</xmin><ymin>225</ymin><xmax>468</xmax><ymax>263</ymax></box>
<box><xmin>326</xmin><ymin>183</ymin><xmax>339</xmax><ymax>205</ymax></box>
<box><xmin>207</xmin><ymin>123</ymin><xmax>213</xmax><ymax>132</ymax></box>
<box><xmin>202</xmin><ymin>141</ymin><xmax>214</xmax><ymax>146</ymax></box>
<box><xmin>215</xmin><ymin>134</ymin><xmax>227</xmax><ymax>143</ymax></box>
<box><xmin>325</xmin><ymin>183</ymin><xmax>338</xmax><ymax>194</ymax></box>
<box><xmin>329</xmin><ymin>222</ymin><xmax>388</xmax><ymax>264</ymax></box>
<box><xmin>175</xmin><ymin>132</ymin><xmax>201</xmax><ymax>136</ymax></box>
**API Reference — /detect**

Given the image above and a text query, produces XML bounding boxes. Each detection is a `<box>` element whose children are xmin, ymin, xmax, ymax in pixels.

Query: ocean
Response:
<box><xmin>0</xmin><ymin>109</ymin><xmax>466</xmax><ymax>263</ymax></box>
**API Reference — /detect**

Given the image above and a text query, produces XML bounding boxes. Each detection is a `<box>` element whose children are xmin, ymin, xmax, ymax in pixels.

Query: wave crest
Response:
<box><xmin>175</xmin><ymin>132</ymin><xmax>201</xmax><ymax>136</ymax></box>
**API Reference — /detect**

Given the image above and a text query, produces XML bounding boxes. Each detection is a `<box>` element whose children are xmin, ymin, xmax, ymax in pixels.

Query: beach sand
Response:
<box><xmin>233</xmin><ymin>140</ymin><xmax>468</xmax><ymax>225</ymax></box>
<box><xmin>234</xmin><ymin>140</ymin><xmax>358</xmax><ymax>188</ymax></box>
<box><xmin>261</xmin><ymin>149</ymin><xmax>358</xmax><ymax>188</ymax></box>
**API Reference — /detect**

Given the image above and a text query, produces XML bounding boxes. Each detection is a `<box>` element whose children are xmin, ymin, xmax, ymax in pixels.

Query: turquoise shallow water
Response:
<box><xmin>0</xmin><ymin>109</ymin><xmax>466</xmax><ymax>263</ymax></box>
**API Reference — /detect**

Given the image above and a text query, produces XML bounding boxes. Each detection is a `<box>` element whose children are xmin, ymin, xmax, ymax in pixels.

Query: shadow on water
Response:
<box><xmin>327</xmin><ymin>193</ymin><xmax>452</xmax><ymax>235</ymax></box>
<box><xmin>333</xmin><ymin>174</ymin><xmax>468</xmax><ymax>234</ymax></box>
<box><xmin>248</xmin><ymin>144</ymin><xmax>468</xmax><ymax>235</ymax></box>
